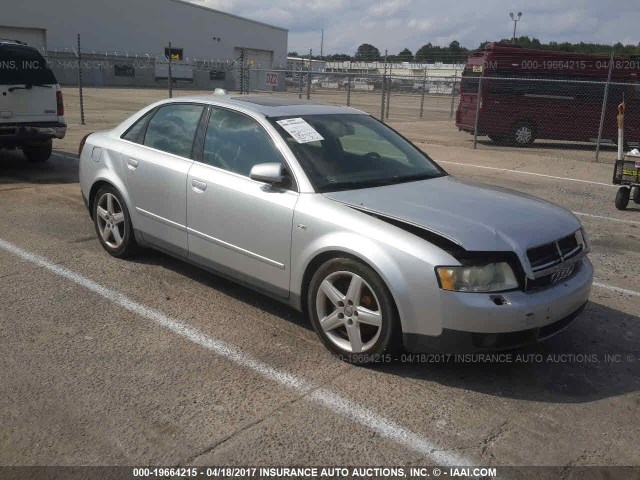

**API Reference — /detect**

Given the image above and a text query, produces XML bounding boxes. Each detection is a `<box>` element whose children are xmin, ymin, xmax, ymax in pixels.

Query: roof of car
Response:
<box><xmin>163</xmin><ymin>95</ymin><xmax>366</xmax><ymax>117</ymax></box>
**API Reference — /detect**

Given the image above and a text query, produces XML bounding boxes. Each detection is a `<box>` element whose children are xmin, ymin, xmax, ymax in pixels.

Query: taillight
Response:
<box><xmin>78</xmin><ymin>133</ymin><xmax>93</xmax><ymax>157</ymax></box>
<box><xmin>56</xmin><ymin>91</ymin><xmax>64</xmax><ymax>116</ymax></box>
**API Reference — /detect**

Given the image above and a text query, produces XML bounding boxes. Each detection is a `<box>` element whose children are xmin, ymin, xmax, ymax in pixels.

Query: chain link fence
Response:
<box><xmin>44</xmin><ymin>44</ymin><xmax>636</xmax><ymax>164</ymax></box>
<box><xmin>45</xmin><ymin>48</ymin><xmax>247</xmax><ymax>126</ymax></box>
<box><xmin>249</xmin><ymin>69</ymin><xmax>460</xmax><ymax>122</ymax></box>
<box><xmin>456</xmin><ymin>75</ymin><xmax>637</xmax><ymax>163</ymax></box>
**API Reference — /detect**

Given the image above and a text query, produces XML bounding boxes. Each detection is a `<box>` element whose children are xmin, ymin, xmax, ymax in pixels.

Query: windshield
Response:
<box><xmin>0</xmin><ymin>45</ymin><xmax>56</xmax><ymax>85</ymax></box>
<box><xmin>269</xmin><ymin>114</ymin><xmax>446</xmax><ymax>192</ymax></box>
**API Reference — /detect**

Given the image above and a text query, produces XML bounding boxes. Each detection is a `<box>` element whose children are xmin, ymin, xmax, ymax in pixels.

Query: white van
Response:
<box><xmin>351</xmin><ymin>78</ymin><xmax>374</xmax><ymax>91</ymax></box>
<box><xmin>0</xmin><ymin>39</ymin><xmax>66</xmax><ymax>163</ymax></box>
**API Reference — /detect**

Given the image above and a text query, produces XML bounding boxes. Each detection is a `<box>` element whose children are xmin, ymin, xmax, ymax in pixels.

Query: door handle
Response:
<box><xmin>192</xmin><ymin>179</ymin><xmax>207</xmax><ymax>192</ymax></box>
<box><xmin>127</xmin><ymin>158</ymin><xmax>139</xmax><ymax>170</ymax></box>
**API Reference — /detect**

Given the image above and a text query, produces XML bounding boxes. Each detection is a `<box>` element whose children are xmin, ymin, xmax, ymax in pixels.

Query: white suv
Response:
<box><xmin>0</xmin><ymin>39</ymin><xmax>66</xmax><ymax>163</ymax></box>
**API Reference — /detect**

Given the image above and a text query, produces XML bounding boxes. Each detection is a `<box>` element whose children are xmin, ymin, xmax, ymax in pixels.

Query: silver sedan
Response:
<box><xmin>79</xmin><ymin>94</ymin><xmax>593</xmax><ymax>363</ymax></box>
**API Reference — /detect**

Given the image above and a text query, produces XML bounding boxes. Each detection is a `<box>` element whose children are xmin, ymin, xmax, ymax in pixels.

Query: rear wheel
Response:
<box><xmin>633</xmin><ymin>186</ymin><xmax>640</xmax><ymax>204</ymax></box>
<box><xmin>511</xmin><ymin>122</ymin><xmax>536</xmax><ymax>147</ymax></box>
<box><xmin>93</xmin><ymin>186</ymin><xmax>139</xmax><ymax>258</ymax></box>
<box><xmin>307</xmin><ymin>257</ymin><xmax>400</xmax><ymax>364</ymax></box>
<box><xmin>23</xmin><ymin>139</ymin><xmax>53</xmax><ymax>163</ymax></box>
<box><xmin>615</xmin><ymin>187</ymin><xmax>630</xmax><ymax>210</ymax></box>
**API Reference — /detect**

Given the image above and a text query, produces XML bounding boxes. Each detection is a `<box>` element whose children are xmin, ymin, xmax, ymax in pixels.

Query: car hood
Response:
<box><xmin>323</xmin><ymin>175</ymin><xmax>582</xmax><ymax>254</ymax></box>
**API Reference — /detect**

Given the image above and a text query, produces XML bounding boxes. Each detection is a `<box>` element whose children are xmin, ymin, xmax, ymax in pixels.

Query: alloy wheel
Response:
<box><xmin>315</xmin><ymin>271</ymin><xmax>383</xmax><ymax>353</ymax></box>
<box><xmin>96</xmin><ymin>192</ymin><xmax>126</xmax><ymax>249</ymax></box>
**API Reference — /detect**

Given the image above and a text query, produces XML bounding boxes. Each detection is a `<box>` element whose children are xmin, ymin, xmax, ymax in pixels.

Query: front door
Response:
<box><xmin>186</xmin><ymin>107</ymin><xmax>298</xmax><ymax>297</ymax></box>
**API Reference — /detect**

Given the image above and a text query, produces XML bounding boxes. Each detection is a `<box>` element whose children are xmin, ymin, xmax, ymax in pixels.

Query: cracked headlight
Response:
<box><xmin>436</xmin><ymin>262</ymin><xmax>519</xmax><ymax>293</ymax></box>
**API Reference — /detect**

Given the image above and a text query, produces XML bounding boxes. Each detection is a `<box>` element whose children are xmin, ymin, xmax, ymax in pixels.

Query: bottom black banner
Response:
<box><xmin>0</xmin><ymin>466</ymin><xmax>638</xmax><ymax>480</ymax></box>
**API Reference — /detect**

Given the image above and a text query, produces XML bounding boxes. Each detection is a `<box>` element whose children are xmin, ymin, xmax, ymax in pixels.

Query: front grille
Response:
<box><xmin>527</xmin><ymin>242</ymin><xmax>563</xmax><ymax>271</ymax></box>
<box><xmin>526</xmin><ymin>261</ymin><xmax>580</xmax><ymax>291</ymax></box>
<box><xmin>527</xmin><ymin>230</ymin><xmax>586</xmax><ymax>275</ymax></box>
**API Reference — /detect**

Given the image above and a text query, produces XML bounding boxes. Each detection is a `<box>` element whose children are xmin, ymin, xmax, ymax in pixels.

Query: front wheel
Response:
<box><xmin>307</xmin><ymin>258</ymin><xmax>400</xmax><ymax>364</ymax></box>
<box><xmin>93</xmin><ymin>186</ymin><xmax>139</xmax><ymax>258</ymax></box>
<box><xmin>615</xmin><ymin>187</ymin><xmax>630</xmax><ymax>210</ymax></box>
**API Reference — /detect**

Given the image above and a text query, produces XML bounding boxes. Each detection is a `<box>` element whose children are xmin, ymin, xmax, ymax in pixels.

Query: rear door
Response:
<box><xmin>121</xmin><ymin>103</ymin><xmax>206</xmax><ymax>255</ymax></box>
<box><xmin>0</xmin><ymin>44</ymin><xmax>59</xmax><ymax>123</ymax></box>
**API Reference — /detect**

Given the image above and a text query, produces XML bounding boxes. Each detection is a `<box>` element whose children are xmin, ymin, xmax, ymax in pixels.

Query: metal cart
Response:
<box><xmin>613</xmin><ymin>153</ymin><xmax>640</xmax><ymax>210</ymax></box>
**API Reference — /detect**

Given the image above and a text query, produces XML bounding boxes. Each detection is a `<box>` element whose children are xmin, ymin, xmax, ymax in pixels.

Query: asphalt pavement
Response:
<box><xmin>0</xmin><ymin>139</ymin><xmax>639</xmax><ymax>469</ymax></box>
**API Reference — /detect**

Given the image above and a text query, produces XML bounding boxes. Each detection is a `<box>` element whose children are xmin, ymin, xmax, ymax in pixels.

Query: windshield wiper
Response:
<box><xmin>319</xmin><ymin>173</ymin><xmax>446</xmax><ymax>192</ymax></box>
<box><xmin>8</xmin><ymin>84</ymin><xmax>53</xmax><ymax>92</ymax></box>
<box><xmin>318</xmin><ymin>180</ymin><xmax>385</xmax><ymax>192</ymax></box>
<box><xmin>382</xmin><ymin>173</ymin><xmax>446</xmax><ymax>184</ymax></box>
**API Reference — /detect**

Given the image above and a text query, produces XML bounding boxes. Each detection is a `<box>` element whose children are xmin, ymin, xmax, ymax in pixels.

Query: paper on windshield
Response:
<box><xmin>276</xmin><ymin>118</ymin><xmax>324</xmax><ymax>144</ymax></box>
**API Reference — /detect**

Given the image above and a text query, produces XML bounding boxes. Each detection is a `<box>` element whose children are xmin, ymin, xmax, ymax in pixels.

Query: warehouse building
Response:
<box><xmin>1</xmin><ymin>0</ymin><xmax>288</xmax><ymax>89</ymax></box>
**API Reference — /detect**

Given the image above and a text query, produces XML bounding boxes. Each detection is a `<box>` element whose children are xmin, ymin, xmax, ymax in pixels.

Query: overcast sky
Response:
<box><xmin>189</xmin><ymin>0</ymin><xmax>639</xmax><ymax>55</ymax></box>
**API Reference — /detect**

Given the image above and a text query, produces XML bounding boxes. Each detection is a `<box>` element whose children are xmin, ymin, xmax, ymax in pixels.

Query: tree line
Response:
<box><xmin>288</xmin><ymin>37</ymin><xmax>640</xmax><ymax>63</ymax></box>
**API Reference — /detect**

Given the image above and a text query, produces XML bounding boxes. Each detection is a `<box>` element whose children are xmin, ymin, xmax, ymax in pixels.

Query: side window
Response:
<box><xmin>203</xmin><ymin>108</ymin><xmax>283</xmax><ymax>177</ymax></box>
<box><xmin>144</xmin><ymin>104</ymin><xmax>204</xmax><ymax>158</ymax></box>
<box><xmin>121</xmin><ymin>109</ymin><xmax>155</xmax><ymax>144</ymax></box>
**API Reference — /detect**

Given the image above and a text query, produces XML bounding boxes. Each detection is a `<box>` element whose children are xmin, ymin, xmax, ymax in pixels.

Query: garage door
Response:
<box><xmin>0</xmin><ymin>26</ymin><xmax>46</xmax><ymax>51</ymax></box>
<box><xmin>232</xmin><ymin>47</ymin><xmax>273</xmax><ymax>91</ymax></box>
<box><xmin>233</xmin><ymin>47</ymin><xmax>273</xmax><ymax>69</ymax></box>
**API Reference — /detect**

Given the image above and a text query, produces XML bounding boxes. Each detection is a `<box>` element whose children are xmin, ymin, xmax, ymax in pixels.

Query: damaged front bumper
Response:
<box><xmin>403</xmin><ymin>257</ymin><xmax>593</xmax><ymax>353</ymax></box>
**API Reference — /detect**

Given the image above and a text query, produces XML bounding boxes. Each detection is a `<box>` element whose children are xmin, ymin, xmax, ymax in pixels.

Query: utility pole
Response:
<box><xmin>168</xmin><ymin>41</ymin><xmax>173</xmax><ymax>98</ymax></box>
<box><xmin>306</xmin><ymin>48</ymin><xmax>312</xmax><ymax>100</ymax></box>
<box><xmin>380</xmin><ymin>49</ymin><xmax>388</xmax><ymax>122</ymax></box>
<box><xmin>320</xmin><ymin>29</ymin><xmax>324</xmax><ymax>59</ymax></box>
<box><xmin>510</xmin><ymin>12</ymin><xmax>522</xmax><ymax>43</ymax></box>
<box><xmin>77</xmin><ymin>34</ymin><xmax>85</xmax><ymax>125</ymax></box>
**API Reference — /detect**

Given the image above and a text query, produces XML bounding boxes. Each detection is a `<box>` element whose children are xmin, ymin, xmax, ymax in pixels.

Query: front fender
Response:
<box><xmin>291</xmin><ymin>197</ymin><xmax>450</xmax><ymax>336</ymax></box>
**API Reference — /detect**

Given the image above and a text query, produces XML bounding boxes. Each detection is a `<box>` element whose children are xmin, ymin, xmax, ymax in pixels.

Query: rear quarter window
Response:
<box><xmin>121</xmin><ymin>108</ymin><xmax>156</xmax><ymax>144</ymax></box>
<box><xmin>0</xmin><ymin>45</ymin><xmax>56</xmax><ymax>85</ymax></box>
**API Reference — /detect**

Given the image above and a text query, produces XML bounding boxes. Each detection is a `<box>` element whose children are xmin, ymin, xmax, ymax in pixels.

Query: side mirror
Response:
<box><xmin>249</xmin><ymin>162</ymin><xmax>284</xmax><ymax>184</ymax></box>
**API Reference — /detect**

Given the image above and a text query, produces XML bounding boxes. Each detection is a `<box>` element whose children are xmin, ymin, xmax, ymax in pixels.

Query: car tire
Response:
<box><xmin>633</xmin><ymin>186</ymin><xmax>640</xmax><ymax>204</ymax></box>
<box><xmin>93</xmin><ymin>185</ymin><xmax>139</xmax><ymax>258</ymax></box>
<box><xmin>511</xmin><ymin>122</ymin><xmax>536</xmax><ymax>147</ymax></box>
<box><xmin>307</xmin><ymin>257</ymin><xmax>401</xmax><ymax>364</ymax></box>
<box><xmin>615</xmin><ymin>187</ymin><xmax>630</xmax><ymax>210</ymax></box>
<box><xmin>23</xmin><ymin>140</ymin><xmax>53</xmax><ymax>163</ymax></box>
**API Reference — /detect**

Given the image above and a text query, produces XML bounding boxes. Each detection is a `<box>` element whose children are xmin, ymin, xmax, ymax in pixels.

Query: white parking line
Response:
<box><xmin>593</xmin><ymin>281</ymin><xmax>640</xmax><ymax>297</ymax></box>
<box><xmin>439</xmin><ymin>160</ymin><xmax>614</xmax><ymax>187</ymax></box>
<box><xmin>0</xmin><ymin>238</ymin><xmax>472</xmax><ymax>467</ymax></box>
<box><xmin>573</xmin><ymin>212</ymin><xmax>640</xmax><ymax>226</ymax></box>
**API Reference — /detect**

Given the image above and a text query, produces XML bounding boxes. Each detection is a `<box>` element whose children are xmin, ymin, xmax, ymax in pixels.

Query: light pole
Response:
<box><xmin>509</xmin><ymin>12</ymin><xmax>522</xmax><ymax>44</ymax></box>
